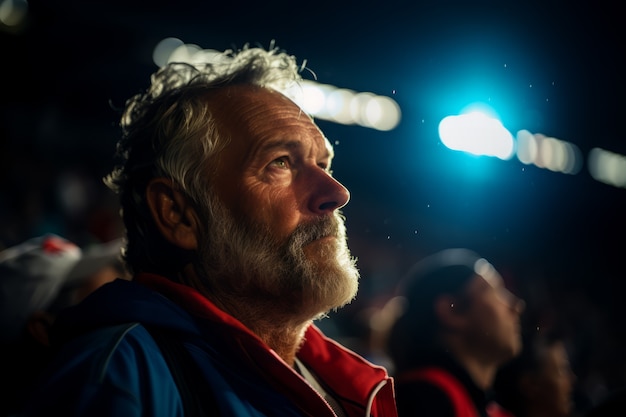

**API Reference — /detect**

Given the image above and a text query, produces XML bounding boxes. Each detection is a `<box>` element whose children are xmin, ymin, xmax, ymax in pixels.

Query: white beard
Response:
<box><xmin>194</xmin><ymin>194</ymin><xmax>360</xmax><ymax>316</ymax></box>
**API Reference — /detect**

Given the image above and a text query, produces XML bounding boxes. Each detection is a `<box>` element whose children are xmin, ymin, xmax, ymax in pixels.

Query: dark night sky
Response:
<box><xmin>2</xmin><ymin>0</ymin><xmax>626</xmax><ymax>396</ymax></box>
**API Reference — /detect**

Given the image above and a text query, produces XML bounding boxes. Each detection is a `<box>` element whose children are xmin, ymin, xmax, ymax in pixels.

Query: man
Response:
<box><xmin>386</xmin><ymin>248</ymin><xmax>525</xmax><ymax>417</ymax></box>
<box><xmin>20</xmin><ymin>45</ymin><xmax>397</xmax><ymax>417</ymax></box>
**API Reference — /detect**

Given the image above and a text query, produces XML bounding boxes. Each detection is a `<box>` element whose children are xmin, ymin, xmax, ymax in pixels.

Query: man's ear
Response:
<box><xmin>434</xmin><ymin>295</ymin><xmax>468</xmax><ymax>330</ymax></box>
<box><xmin>146</xmin><ymin>178</ymin><xmax>200</xmax><ymax>250</ymax></box>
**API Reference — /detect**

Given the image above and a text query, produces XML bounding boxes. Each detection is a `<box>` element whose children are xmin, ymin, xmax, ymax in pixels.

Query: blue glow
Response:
<box><xmin>438</xmin><ymin>109</ymin><xmax>515</xmax><ymax>160</ymax></box>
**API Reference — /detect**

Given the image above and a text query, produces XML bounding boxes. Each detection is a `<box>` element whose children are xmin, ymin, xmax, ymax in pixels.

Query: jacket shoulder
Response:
<box><xmin>22</xmin><ymin>322</ymin><xmax>183</xmax><ymax>417</ymax></box>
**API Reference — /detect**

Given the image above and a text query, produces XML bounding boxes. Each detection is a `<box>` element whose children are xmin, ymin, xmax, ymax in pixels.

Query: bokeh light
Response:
<box><xmin>438</xmin><ymin>111</ymin><xmax>515</xmax><ymax>160</ymax></box>
<box><xmin>588</xmin><ymin>148</ymin><xmax>626</xmax><ymax>188</ymax></box>
<box><xmin>0</xmin><ymin>0</ymin><xmax>28</xmax><ymax>28</ymax></box>
<box><xmin>152</xmin><ymin>39</ymin><xmax>402</xmax><ymax>131</ymax></box>
<box><xmin>516</xmin><ymin>129</ymin><xmax>582</xmax><ymax>175</ymax></box>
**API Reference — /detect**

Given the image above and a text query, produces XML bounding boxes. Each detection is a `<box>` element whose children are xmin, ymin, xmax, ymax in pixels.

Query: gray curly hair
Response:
<box><xmin>104</xmin><ymin>44</ymin><xmax>308</xmax><ymax>275</ymax></box>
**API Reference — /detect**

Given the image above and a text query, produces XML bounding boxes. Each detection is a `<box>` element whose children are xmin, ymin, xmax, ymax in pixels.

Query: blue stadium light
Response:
<box><xmin>438</xmin><ymin>110</ymin><xmax>515</xmax><ymax>160</ymax></box>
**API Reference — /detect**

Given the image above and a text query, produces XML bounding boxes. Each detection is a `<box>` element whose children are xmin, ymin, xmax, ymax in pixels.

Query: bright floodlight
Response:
<box><xmin>438</xmin><ymin>111</ymin><xmax>515</xmax><ymax>160</ymax></box>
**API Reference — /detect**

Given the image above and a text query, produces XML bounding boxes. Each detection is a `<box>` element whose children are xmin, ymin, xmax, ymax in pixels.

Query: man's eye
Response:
<box><xmin>270</xmin><ymin>157</ymin><xmax>289</xmax><ymax>169</ymax></box>
<box><xmin>318</xmin><ymin>161</ymin><xmax>332</xmax><ymax>174</ymax></box>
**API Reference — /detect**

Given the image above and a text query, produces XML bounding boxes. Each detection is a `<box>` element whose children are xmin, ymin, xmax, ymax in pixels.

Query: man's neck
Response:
<box><xmin>178</xmin><ymin>267</ymin><xmax>317</xmax><ymax>366</ymax></box>
<box><xmin>456</xmin><ymin>353</ymin><xmax>497</xmax><ymax>391</ymax></box>
<box><xmin>209</xmin><ymin>293</ymin><xmax>312</xmax><ymax>366</ymax></box>
<box><xmin>249</xmin><ymin>320</ymin><xmax>310</xmax><ymax>366</ymax></box>
<box><xmin>446</xmin><ymin>343</ymin><xmax>497</xmax><ymax>391</ymax></box>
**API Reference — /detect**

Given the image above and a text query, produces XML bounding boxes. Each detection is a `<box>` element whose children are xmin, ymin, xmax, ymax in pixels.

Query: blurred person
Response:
<box><xmin>19</xmin><ymin>44</ymin><xmax>397</xmax><ymax>417</ymax></box>
<box><xmin>386</xmin><ymin>248</ymin><xmax>525</xmax><ymax>417</ymax></box>
<box><xmin>0</xmin><ymin>233</ymin><xmax>127</xmax><ymax>417</ymax></box>
<box><xmin>492</xmin><ymin>331</ymin><xmax>577</xmax><ymax>417</ymax></box>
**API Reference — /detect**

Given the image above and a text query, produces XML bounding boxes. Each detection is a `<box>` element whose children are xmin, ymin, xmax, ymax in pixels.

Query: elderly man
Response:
<box><xmin>21</xmin><ymin>45</ymin><xmax>397</xmax><ymax>417</ymax></box>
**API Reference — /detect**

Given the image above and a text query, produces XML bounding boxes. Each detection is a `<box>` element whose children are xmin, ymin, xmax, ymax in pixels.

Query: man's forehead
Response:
<box><xmin>207</xmin><ymin>84</ymin><xmax>319</xmax><ymax>127</ymax></box>
<box><xmin>206</xmin><ymin>84</ymin><xmax>335</xmax><ymax>161</ymax></box>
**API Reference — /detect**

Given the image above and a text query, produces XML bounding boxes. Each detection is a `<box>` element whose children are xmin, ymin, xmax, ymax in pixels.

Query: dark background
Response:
<box><xmin>2</xmin><ymin>0</ymin><xmax>625</xmax><ymax>412</ymax></box>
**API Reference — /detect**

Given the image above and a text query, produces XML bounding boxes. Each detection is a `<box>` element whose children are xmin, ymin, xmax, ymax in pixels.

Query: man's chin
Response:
<box><xmin>306</xmin><ymin>235</ymin><xmax>336</xmax><ymax>245</ymax></box>
<box><xmin>302</xmin><ymin>236</ymin><xmax>337</xmax><ymax>256</ymax></box>
<box><xmin>300</xmin><ymin>247</ymin><xmax>359</xmax><ymax>306</ymax></box>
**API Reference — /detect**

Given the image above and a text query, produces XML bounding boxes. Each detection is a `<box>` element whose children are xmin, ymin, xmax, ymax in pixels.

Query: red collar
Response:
<box><xmin>135</xmin><ymin>272</ymin><xmax>396</xmax><ymax>417</ymax></box>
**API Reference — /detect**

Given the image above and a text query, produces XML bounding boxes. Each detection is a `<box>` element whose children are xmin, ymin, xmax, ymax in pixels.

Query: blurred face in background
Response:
<box><xmin>461</xmin><ymin>272</ymin><xmax>525</xmax><ymax>364</ymax></box>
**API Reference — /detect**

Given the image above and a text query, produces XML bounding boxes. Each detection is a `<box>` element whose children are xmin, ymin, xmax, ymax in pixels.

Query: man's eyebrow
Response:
<box><xmin>258</xmin><ymin>139</ymin><xmax>302</xmax><ymax>154</ymax></box>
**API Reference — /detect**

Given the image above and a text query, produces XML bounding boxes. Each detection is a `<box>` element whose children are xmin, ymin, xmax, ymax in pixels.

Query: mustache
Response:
<box><xmin>289</xmin><ymin>215</ymin><xmax>341</xmax><ymax>247</ymax></box>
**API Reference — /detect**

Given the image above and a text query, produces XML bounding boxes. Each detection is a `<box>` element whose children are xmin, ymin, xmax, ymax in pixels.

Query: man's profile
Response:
<box><xmin>20</xmin><ymin>44</ymin><xmax>397</xmax><ymax>417</ymax></box>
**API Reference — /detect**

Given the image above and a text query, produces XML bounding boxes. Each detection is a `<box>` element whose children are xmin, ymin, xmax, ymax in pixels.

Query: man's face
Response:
<box><xmin>195</xmin><ymin>85</ymin><xmax>359</xmax><ymax>317</ymax></box>
<box><xmin>461</xmin><ymin>272</ymin><xmax>524</xmax><ymax>364</ymax></box>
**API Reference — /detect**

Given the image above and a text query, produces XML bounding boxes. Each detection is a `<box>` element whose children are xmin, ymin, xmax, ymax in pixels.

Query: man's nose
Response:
<box><xmin>509</xmin><ymin>292</ymin><xmax>525</xmax><ymax>314</ymax></box>
<box><xmin>309</xmin><ymin>171</ymin><xmax>350</xmax><ymax>214</ymax></box>
<box><xmin>501</xmin><ymin>288</ymin><xmax>525</xmax><ymax>314</ymax></box>
<box><xmin>513</xmin><ymin>297</ymin><xmax>526</xmax><ymax>314</ymax></box>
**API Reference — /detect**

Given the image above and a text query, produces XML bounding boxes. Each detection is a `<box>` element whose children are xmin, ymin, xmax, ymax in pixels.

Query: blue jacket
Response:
<box><xmin>21</xmin><ymin>274</ymin><xmax>397</xmax><ymax>417</ymax></box>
